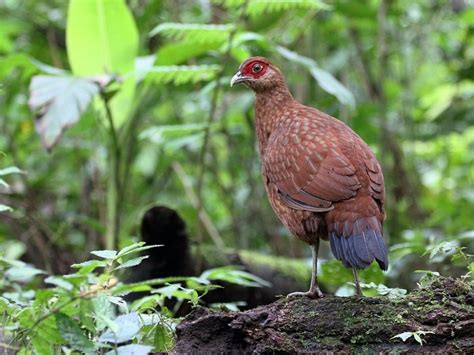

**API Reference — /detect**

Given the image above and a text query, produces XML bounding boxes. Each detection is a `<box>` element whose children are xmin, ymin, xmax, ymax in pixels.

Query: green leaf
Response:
<box><xmin>66</xmin><ymin>0</ymin><xmax>139</xmax><ymax>127</ymax></box>
<box><xmin>276</xmin><ymin>46</ymin><xmax>355</xmax><ymax>106</ymax></box>
<box><xmin>392</xmin><ymin>331</ymin><xmax>413</xmax><ymax>342</ymax></box>
<box><xmin>90</xmin><ymin>249</ymin><xmax>117</xmax><ymax>259</ymax></box>
<box><xmin>154</xmin><ymin>323</ymin><xmax>174</xmax><ymax>352</ymax></box>
<box><xmin>55</xmin><ymin>313</ymin><xmax>95</xmax><ymax>352</ymax></box>
<box><xmin>0</xmin><ymin>296</ymin><xmax>9</xmax><ymax>313</ymax></box>
<box><xmin>199</xmin><ymin>266</ymin><xmax>271</xmax><ymax>287</ymax></box>
<box><xmin>156</xmin><ymin>41</ymin><xmax>221</xmax><ymax>65</ymax></box>
<box><xmin>28</xmin><ymin>75</ymin><xmax>99</xmax><ymax>149</ymax></box>
<box><xmin>79</xmin><ymin>299</ymin><xmax>96</xmax><ymax>332</ymax></box>
<box><xmin>114</xmin><ymin>256</ymin><xmax>149</xmax><ymax>270</ymax></box>
<box><xmin>31</xmin><ymin>333</ymin><xmax>54</xmax><ymax>355</ymax></box>
<box><xmin>92</xmin><ymin>294</ymin><xmax>115</xmax><ymax>331</ymax></box>
<box><xmin>140</xmin><ymin>123</ymin><xmax>209</xmax><ymax>145</ymax></box>
<box><xmin>5</xmin><ymin>265</ymin><xmax>44</xmax><ymax>282</ymax></box>
<box><xmin>71</xmin><ymin>259</ymin><xmax>107</xmax><ymax>274</ymax></box>
<box><xmin>246</xmin><ymin>0</ymin><xmax>329</xmax><ymax>17</ymax></box>
<box><xmin>0</xmin><ymin>166</ymin><xmax>24</xmax><ymax>176</ymax></box>
<box><xmin>106</xmin><ymin>345</ymin><xmax>153</xmax><ymax>355</ymax></box>
<box><xmin>116</xmin><ymin>242</ymin><xmax>161</xmax><ymax>258</ymax></box>
<box><xmin>150</xmin><ymin>23</ymin><xmax>234</xmax><ymax>44</ymax></box>
<box><xmin>0</xmin><ymin>204</ymin><xmax>12</xmax><ymax>212</ymax></box>
<box><xmin>44</xmin><ymin>276</ymin><xmax>74</xmax><ymax>291</ymax></box>
<box><xmin>144</xmin><ymin>65</ymin><xmax>220</xmax><ymax>85</ymax></box>
<box><xmin>99</xmin><ymin>312</ymin><xmax>140</xmax><ymax>344</ymax></box>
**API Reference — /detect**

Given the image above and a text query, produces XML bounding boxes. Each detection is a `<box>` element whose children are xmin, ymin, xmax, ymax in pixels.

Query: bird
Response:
<box><xmin>230</xmin><ymin>56</ymin><xmax>388</xmax><ymax>298</ymax></box>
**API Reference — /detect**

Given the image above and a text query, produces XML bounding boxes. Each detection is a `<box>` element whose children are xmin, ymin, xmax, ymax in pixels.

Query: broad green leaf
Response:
<box><xmin>5</xmin><ymin>265</ymin><xmax>44</xmax><ymax>282</ymax></box>
<box><xmin>55</xmin><ymin>313</ymin><xmax>95</xmax><ymax>352</ymax></box>
<box><xmin>92</xmin><ymin>294</ymin><xmax>115</xmax><ymax>331</ymax></box>
<box><xmin>90</xmin><ymin>249</ymin><xmax>117</xmax><ymax>259</ymax></box>
<box><xmin>150</xmin><ymin>23</ymin><xmax>234</xmax><ymax>44</ymax></box>
<box><xmin>0</xmin><ymin>204</ymin><xmax>12</xmax><ymax>212</ymax></box>
<box><xmin>44</xmin><ymin>276</ymin><xmax>74</xmax><ymax>291</ymax></box>
<box><xmin>80</xmin><ymin>299</ymin><xmax>96</xmax><ymax>332</ymax></box>
<box><xmin>200</xmin><ymin>266</ymin><xmax>271</xmax><ymax>287</ymax></box>
<box><xmin>276</xmin><ymin>46</ymin><xmax>355</xmax><ymax>106</ymax></box>
<box><xmin>156</xmin><ymin>41</ymin><xmax>221</xmax><ymax>65</ymax></box>
<box><xmin>144</xmin><ymin>65</ymin><xmax>220</xmax><ymax>85</ymax></box>
<box><xmin>66</xmin><ymin>0</ymin><xmax>139</xmax><ymax>127</ymax></box>
<box><xmin>31</xmin><ymin>333</ymin><xmax>54</xmax><ymax>355</ymax></box>
<box><xmin>140</xmin><ymin>123</ymin><xmax>208</xmax><ymax>150</ymax></box>
<box><xmin>392</xmin><ymin>331</ymin><xmax>413</xmax><ymax>342</ymax></box>
<box><xmin>71</xmin><ymin>259</ymin><xmax>107</xmax><ymax>274</ymax></box>
<box><xmin>106</xmin><ymin>345</ymin><xmax>153</xmax><ymax>355</ymax></box>
<box><xmin>154</xmin><ymin>324</ymin><xmax>174</xmax><ymax>352</ymax></box>
<box><xmin>0</xmin><ymin>297</ymin><xmax>9</xmax><ymax>313</ymax></box>
<box><xmin>99</xmin><ymin>312</ymin><xmax>140</xmax><ymax>344</ymax></box>
<box><xmin>0</xmin><ymin>166</ymin><xmax>24</xmax><ymax>176</ymax></box>
<box><xmin>28</xmin><ymin>75</ymin><xmax>99</xmax><ymax>149</ymax></box>
<box><xmin>114</xmin><ymin>256</ymin><xmax>149</xmax><ymax>270</ymax></box>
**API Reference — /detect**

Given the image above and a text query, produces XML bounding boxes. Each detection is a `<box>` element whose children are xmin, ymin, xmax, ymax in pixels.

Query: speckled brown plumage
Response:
<box><xmin>231</xmin><ymin>57</ymin><xmax>388</xmax><ymax>297</ymax></box>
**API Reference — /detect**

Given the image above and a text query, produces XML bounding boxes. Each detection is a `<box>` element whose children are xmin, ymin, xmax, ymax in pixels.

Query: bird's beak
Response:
<box><xmin>230</xmin><ymin>71</ymin><xmax>249</xmax><ymax>87</ymax></box>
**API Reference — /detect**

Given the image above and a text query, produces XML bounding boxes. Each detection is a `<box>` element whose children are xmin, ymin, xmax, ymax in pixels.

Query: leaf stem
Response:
<box><xmin>101</xmin><ymin>92</ymin><xmax>122</xmax><ymax>250</ymax></box>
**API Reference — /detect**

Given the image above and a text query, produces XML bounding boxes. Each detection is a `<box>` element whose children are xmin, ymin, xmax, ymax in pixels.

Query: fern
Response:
<box><xmin>211</xmin><ymin>0</ymin><xmax>329</xmax><ymax>16</ymax></box>
<box><xmin>145</xmin><ymin>65</ymin><xmax>220</xmax><ymax>85</ymax></box>
<box><xmin>149</xmin><ymin>23</ymin><xmax>235</xmax><ymax>45</ymax></box>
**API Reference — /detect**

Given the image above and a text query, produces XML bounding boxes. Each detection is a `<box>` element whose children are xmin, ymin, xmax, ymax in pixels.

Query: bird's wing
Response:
<box><xmin>264</xmin><ymin>124</ymin><xmax>361</xmax><ymax>212</ymax></box>
<box><xmin>363</xmin><ymin>149</ymin><xmax>385</xmax><ymax>204</ymax></box>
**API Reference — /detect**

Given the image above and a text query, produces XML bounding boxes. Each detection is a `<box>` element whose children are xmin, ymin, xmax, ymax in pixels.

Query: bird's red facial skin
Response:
<box><xmin>241</xmin><ymin>60</ymin><xmax>268</xmax><ymax>79</ymax></box>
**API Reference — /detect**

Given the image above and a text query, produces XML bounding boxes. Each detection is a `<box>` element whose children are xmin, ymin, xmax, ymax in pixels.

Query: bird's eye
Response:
<box><xmin>252</xmin><ymin>63</ymin><xmax>263</xmax><ymax>73</ymax></box>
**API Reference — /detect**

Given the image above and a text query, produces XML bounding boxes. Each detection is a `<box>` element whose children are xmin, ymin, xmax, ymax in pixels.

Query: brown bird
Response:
<box><xmin>231</xmin><ymin>57</ymin><xmax>388</xmax><ymax>298</ymax></box>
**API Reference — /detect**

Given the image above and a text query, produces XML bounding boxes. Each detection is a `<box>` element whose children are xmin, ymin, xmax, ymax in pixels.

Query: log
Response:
<box><xmin>174</xmin><ymin>277</ymin><xmax>474</xmax><ymax>353</ymax></box>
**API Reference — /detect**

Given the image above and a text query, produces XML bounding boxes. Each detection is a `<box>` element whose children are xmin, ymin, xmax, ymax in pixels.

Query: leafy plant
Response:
<box><xmin>0</xmin><ymin>241</ymin><xmax>269</xmax><ymax>353</ymax></box>
<box><xmin>0</xmin><ymin>165</ymin><xmax>24</xmax><ymax>212</ymax></box>
<box><xmin>392</xmin><ymin>330</ymin><xmax>435</xmax><ymax>346</ymax></box>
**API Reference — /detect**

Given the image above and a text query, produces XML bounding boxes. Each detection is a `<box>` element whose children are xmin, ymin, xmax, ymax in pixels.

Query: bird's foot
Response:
<box><xmin>287</xmin><ymin>289</ymin><xmax>324</xmax><ymax>299</ymax></box>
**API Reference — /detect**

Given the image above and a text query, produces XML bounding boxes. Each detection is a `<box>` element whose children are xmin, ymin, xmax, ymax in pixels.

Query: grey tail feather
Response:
<box><xmin>329</xmin><ymin>222</ymin><xmax>388</xmax><ymax>271</ymax></box>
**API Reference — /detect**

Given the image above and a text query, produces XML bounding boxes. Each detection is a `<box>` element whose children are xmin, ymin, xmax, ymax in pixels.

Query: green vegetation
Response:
<box><xmin>0</xmin><ymin>0</ymin><xmax>473</xmax><ymax>352</ymax></box>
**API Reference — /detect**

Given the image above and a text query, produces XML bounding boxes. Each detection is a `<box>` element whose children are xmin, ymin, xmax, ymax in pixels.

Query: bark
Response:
<box><xmin>174</xmin><ymin>277</ymin><xmax>474</xmax><ymax>354</ymax></box>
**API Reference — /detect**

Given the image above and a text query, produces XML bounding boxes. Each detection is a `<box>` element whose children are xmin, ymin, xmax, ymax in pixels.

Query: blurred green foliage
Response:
<box><xmin>0</xmin><ymin>0</ymin><xmax>473</xmax><ymax>323</ymax></box>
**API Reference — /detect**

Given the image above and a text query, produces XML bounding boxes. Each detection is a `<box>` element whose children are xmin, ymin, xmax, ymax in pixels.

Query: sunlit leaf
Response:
<box><xmin>106</xmin><ymin>344</ymin><xmax>153</xmax><ymax>355</ymax></box>
<box><xmin>90</xmin><ymin>250</ymin><xmax>117</xmax><ymax>259</ymax></box>
<box><xmin>276</xmin><ymin>46</ymin><xmax>355</xmax><ymax>106</ymax></box>
<box><xmin>28</xmin><ymin>75</ymin><xmax>99</xmax><ymax>149</ymax></box>
<box><xmin>99</xmin><ymin>312</ymin><xmax>140</xmax><ymax>344</ymax></box>
<box><xmin>66</xmin><ymin>0</ymin><xmax>139</xmax><ymax>126</ymax></box>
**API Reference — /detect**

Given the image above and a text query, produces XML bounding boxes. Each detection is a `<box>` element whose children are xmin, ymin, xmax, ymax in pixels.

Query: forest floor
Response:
<box><xmin>174</xmin><ymin>277</ymin><xmax>473</xmax><ymax>354</ymax></box>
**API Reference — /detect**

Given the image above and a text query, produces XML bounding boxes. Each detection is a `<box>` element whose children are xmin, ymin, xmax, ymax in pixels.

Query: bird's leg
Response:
<box><xmin>352</xmin><ymin>267</ymin><xmax>363</xmax><ymax>296</ymax></box>
<box><xmin>288</xmin><ymin>239</ymin><xmax>324</xmax><ymax>299</ymax></box>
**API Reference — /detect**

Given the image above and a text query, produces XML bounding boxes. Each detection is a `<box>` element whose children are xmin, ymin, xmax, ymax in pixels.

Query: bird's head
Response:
<box><xmin>230</xmin><ymin>56</ymin><xmax>285</xmax><ymax>92</ymax></box>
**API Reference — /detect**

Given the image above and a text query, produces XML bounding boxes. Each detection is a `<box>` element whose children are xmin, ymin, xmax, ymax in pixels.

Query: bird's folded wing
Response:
<box><xmin>363</xmin><ymin>150</ymin><xmax>385</xmax><ymax>203</ymax></box>
<box><xmin>264</xmin><ymin>139</ymin><xmax>361</xmax><ymax>212</ymax></box>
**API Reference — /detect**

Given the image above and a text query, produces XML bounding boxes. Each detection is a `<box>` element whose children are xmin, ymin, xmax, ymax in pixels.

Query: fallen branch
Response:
<box><xmin>174</xmin><ymin>277</ymin><xmax>473</xmax><ymax>353</ymax></box>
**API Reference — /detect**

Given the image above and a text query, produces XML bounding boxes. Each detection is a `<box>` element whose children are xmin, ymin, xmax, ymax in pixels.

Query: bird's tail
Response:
<box><xmin>325</xmin><ymin>200</ymin><xmax>388</xmax><ymax>270</ymax></box>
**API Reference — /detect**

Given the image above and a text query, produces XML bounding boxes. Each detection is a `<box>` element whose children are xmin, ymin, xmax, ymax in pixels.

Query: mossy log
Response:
<box><xmin>174</xmin><ymin>277</ymin><xmax>473</xmax><ymax>354</ymax></box>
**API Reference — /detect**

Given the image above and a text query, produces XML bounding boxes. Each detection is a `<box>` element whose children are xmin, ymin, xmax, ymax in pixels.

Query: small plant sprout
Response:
<box><xmin>392</xmin><ymin>330</ymin><xmax>435</xmax><ymax>346</ymax></box>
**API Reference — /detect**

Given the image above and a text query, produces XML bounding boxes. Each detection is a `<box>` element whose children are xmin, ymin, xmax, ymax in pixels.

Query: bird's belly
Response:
<box><xmin>263</xmin><ymin>180</ymin><xmax>325</xmax><ymax>244</ymax></box>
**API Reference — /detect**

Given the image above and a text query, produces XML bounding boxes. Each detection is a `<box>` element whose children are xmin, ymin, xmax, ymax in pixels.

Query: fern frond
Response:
<box><xmin>211</xmin><ymin>0</ymin><xmax>329</xmax><ymax>16</ymax></box>
<box><xmin>150</xmin><ymin>23</ymin><xmax>235</xmax><ymax>45</ymax></box>
<box><xmin>145</xmin><ymin>65</ymin><xmax>220</xmax><ymax>85</ymax></box>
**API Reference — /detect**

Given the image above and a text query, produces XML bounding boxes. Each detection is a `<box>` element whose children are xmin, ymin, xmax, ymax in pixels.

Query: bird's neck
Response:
<box><xmin>255</xmin><ymin>86</ymin><xmax>295</xmax><ymax>152</ymax></box>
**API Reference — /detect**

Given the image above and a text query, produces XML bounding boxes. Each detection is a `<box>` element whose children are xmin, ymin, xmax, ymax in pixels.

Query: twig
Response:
<box><xmin>172</xmin><ymin>161</ymin><xmax>225</xmax><ymax>250</ymax></box>
<box><xmin>101</xmin><ymin>92</ymin><xmax>122</xmax><ymax>250</ymax></box>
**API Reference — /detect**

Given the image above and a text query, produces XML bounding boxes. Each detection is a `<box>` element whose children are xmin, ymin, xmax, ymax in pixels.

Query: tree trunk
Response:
<box><xmin>174</xmin><ymin>277</ymin><xmax>473</xmax><ymax>353</ymax></box>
